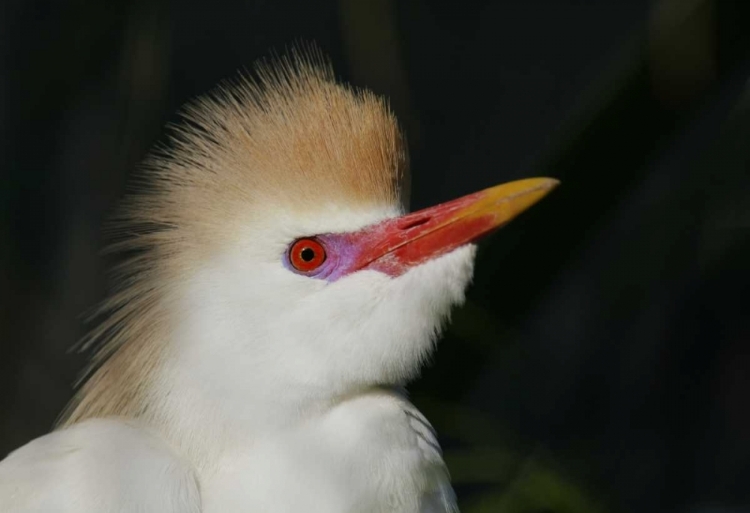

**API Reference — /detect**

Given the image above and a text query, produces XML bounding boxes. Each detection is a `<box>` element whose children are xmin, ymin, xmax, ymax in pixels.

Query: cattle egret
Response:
<box><xmin>0</xmin><ymin>51</ymin><xmax>557</xmax><ymax>512</ymax></box>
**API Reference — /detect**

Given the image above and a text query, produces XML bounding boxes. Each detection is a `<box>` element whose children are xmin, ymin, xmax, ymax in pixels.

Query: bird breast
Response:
<box><xmin>199</xmin><ymin>389</ymin><xmax>457</xmax><ymax>513</ymax></box>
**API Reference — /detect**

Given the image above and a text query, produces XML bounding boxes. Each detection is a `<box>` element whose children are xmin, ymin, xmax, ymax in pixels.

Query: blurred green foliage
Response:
<box><xmin>423</xmin><ymin>397</ymin><xmax>607</xmax><ymax>513</ymax></box>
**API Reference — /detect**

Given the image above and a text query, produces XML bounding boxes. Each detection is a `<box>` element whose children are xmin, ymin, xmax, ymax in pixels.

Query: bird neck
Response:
<box><xmin>63</xmin><ymin>351</ymin><xmax>341</xmax><ymax>470</ymax></box>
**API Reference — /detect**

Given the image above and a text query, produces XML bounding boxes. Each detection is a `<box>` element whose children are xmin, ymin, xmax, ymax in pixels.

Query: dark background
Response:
<box><xmin>1</xmin><ymin>1</ymin><xmax>749</xmax><ymax>512</ymax></box>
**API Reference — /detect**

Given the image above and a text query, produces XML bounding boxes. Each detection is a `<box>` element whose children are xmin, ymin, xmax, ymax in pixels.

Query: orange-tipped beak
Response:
<box><xmin>325</xmin><ymin>178</ymin><xmax>559</xmax><ymax>280</ymax></box>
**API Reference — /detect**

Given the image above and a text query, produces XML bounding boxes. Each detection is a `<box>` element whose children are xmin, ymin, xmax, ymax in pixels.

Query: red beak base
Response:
<box><xmin>341</xmin><ymin>178</ymin><xmax>559</xmax><ymax>278</ymax></box>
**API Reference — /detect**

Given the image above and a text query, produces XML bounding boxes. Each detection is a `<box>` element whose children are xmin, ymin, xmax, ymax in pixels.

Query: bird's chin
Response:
<box><xmin>399</xmin><ymin>243</ymin><xmax>477</xmax><ymax>302</ymax></box>
<box><xmin>369</xmin><ymin>243</ymin><xmax>477</xmax><ymax>383</ymax></box>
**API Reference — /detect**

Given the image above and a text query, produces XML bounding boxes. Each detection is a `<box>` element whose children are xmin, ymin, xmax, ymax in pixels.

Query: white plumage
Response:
<box><xmin>0</xmin><ymin>419</ymin><xmax>200</xmax><ymax>513</ymax></box>
<box><xmin>0</xmin><ymin>49</ymin><xmax>556</xmax><ymax>512</ymax></box>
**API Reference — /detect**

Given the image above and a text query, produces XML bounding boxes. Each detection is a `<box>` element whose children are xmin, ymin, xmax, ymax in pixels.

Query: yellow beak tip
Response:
<box><xmin>479</xmin><ymin>177</ymin><xmax>560</xmax><ymax>224</ymax></box>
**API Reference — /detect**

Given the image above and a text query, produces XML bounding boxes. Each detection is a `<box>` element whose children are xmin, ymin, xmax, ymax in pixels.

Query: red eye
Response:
<box><xmin>288</xmin><ymin>238</ymin><xmax>327</xmax><ymax>272</ymax></box>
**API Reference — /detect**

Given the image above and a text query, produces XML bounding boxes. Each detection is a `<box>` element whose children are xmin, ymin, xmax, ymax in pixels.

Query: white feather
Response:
<box><xmin>0</xmin><ymin>418</ymin><xmax>200</xmax><ymax>513</ymax></box>
<box><xmin>0</xmin><ymin>226</ymin><xmax>474</xmax><ymax>512</ymax></box>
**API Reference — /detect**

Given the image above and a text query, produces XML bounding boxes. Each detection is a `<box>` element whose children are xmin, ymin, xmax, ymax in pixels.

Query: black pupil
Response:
<box><xmin>300</xmin><ymin>247</ymin><xmax>316</xmax><ymax>262</ymax></box>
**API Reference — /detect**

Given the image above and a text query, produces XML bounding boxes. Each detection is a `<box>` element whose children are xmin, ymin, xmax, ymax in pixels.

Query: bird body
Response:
<box><xmin>0</xmin><ymin>49</ymin><xmax>557</xmax><ymax>512</ymax></box>
<box><xmin>1</xmin><ymin>388</ymin><xmax>452</xmax><ymax>512</ymax></box>
<box><xmin>0</xmin><ymin>419</ymin><xmax>200</xmax><ymax>512</ymax></box>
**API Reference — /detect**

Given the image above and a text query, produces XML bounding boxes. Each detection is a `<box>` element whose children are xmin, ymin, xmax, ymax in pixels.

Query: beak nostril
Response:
<box><xmin>398</xmin><ymin>216</ymin><xmax>431</xmax><ymax>231</ymax></box>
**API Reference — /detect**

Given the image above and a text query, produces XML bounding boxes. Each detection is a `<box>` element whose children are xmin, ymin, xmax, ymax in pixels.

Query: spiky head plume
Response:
<box><xmin>61</xmin><ymin>48</ymin><xmax>409</xmax><ymax>426</ymax></box>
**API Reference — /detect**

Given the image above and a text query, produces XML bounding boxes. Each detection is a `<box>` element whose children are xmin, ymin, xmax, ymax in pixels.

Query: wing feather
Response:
<box><xmin>0</xmin><ymin>419</ymin><xmax>200</xmax><ymax>513</ymax></box>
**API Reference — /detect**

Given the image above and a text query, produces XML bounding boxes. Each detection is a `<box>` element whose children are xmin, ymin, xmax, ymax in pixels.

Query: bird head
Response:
<box><xmin>64</xmin><ymin>51</ymin><xmax>557</xmax><ymax>429</ymax></box>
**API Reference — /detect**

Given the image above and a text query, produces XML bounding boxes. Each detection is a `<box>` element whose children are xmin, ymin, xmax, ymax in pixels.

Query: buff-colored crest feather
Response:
<box><xmin>60</xmin><ymin>47</ymin><xmax>409</xmax><ymax>426</ymax></box>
